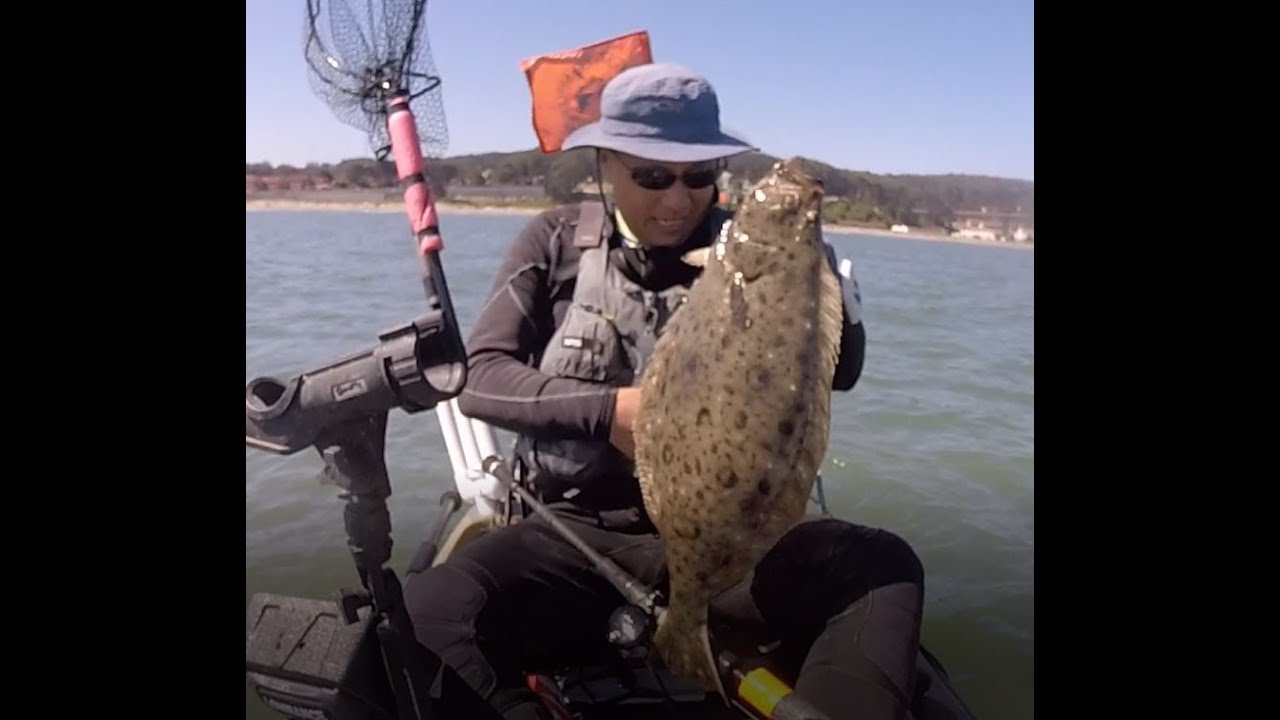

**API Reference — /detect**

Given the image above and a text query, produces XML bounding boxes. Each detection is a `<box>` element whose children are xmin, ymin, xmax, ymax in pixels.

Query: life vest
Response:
<box><xmin>513</xmin><ymin>200</ymin><xmax>733</xmax><ymax>508</ymax></box>
<box><xmin>512</xmin><ymin>200</ymin><xmax>861</xmax><ymax>510</ymax></box>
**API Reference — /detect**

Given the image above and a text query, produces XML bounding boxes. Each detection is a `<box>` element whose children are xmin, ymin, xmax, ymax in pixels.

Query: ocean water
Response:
<box><xmin>246</xmin><ymin>209</ymin><xmax>1033</xmax><ymax>720</ymax></box>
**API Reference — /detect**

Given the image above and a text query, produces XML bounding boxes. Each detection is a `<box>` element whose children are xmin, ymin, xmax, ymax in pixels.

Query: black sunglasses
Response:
<box><xmin>616</xmin><ymin>155</ymin><xmax>722</xmax><ymax>191</ymax></box>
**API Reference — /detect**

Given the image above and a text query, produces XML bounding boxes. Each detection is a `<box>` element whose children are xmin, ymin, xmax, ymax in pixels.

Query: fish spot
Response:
<box><xmin>683</xmin><ymin>461</ymin><xmax>692</xmax><ymax>475</ymax></box>
<box><xmin>695</xmin><ymin>458</ymin><xmax>702</xmax><ymax>475</ymax></box>
<box><xmin>675</xmin><ymin>522</ymin><xmax>701</xmax><ymax>540</ymax></box>
<box><xmin>750</xmin><ymin>368</ymin><xmax>772</xmax><ymax>389</ymax></box>
<box><xmin>758</xmin><ymin>478</ymin><xmax>771</xmax><ymax>495</ymax></box>
<box><xmin>718</xmin><ymin>470</ymin><xmax>740</xmax><ymax>489</ymax></box>
<box><xmin>697</xmin><ymin>407</ymin><xmax>711</xmax><ymax>426</ymax></box>
<box><xmin>735</xmin><ymin>411</ymin><xmax>748</xmax><ymax>429</ymax></box>
<box><xmin>662</xmin><ymin>444</ymin><xmax>675</xmax><ymax>464</ymax></box>
<box><xmin>695</xmin><ymin>489</ymin><xmax>704</xmax><ymax>501</ymax></box>
<box><xmin>683</xmin><ymin>355</ymin><xmax>698</xmax><ymax>377</ymax></box>
<box><xmin>778</xmin><ymin>419</ymin><xmax>796</xmax><ymax>436</ymax></box>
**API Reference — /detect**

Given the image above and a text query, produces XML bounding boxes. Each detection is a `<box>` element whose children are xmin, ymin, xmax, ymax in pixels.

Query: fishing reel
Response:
<box><xmin>606</xmin><ymin>603</ymin><xmax>654</xmax><ymax>652</ymax></box>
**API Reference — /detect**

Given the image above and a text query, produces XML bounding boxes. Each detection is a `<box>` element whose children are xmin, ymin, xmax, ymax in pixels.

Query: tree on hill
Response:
<box><xmin>246</xmin><ymin>148</ymin><xmax>1033</xmax><ymax>231</ymax></box>
<box><xmin>543</xmin><ymin>149</ymin><xmax>595</xmax><ymax>203</ymax></box>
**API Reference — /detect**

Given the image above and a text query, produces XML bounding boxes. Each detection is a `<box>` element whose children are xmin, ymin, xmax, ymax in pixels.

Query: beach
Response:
<box><xmin>246</xmin><ymin>197</ymin><xmax>1033</xmax><ymax>250</ymax></box>
<box><xmin>245</xmin><ymin>198</ymin><xmax>544</xmax><ymax>216</ymax></box>
<box><xmin>822</xmin><ymin>222</ymin><xmax>1034</xmax><ymax>250</ymax></box>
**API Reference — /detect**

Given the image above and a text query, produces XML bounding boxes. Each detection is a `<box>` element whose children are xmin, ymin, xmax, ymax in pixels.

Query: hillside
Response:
<box><xmin>246</xmin><ymin>148</ymin><xmax>1034</xmax><ymax>234</ymax></box>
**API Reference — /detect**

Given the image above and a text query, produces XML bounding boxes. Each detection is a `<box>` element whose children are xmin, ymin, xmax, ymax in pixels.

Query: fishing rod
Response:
<box><xmin>247</xmin><ymin>4</ymin><xmax>505</xmax><ymax>720</ymax></box>
<box><xmin>479</xmin><ymin>456</ymin><xmax>834</xmax><ymax>720</ymax></box>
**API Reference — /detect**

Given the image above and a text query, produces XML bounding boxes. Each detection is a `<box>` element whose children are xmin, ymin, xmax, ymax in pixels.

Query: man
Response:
<box><xmin>403</xmin><ymin>62</ymin><xmax>926</xmax><ymax>720</ymax></box>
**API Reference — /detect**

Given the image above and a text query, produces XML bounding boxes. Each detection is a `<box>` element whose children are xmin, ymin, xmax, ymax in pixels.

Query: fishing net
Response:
<box><xmin>303</xmin><ymin>0</ymin><xmax>448</xmax><ymax>160</ymax></box>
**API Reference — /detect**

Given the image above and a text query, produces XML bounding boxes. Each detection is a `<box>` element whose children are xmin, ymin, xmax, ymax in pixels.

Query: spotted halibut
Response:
<box><xmin>632</xmin><ymin>158</ymin><xmax>845</xmax><ymax>698</ymax></box>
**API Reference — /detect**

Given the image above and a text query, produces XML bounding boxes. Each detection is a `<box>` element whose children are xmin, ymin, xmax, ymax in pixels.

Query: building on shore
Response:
<box><xmin>951</xmin><ymin>207</ymin><xmax>1034</xmax><ymax>243</ymax></box>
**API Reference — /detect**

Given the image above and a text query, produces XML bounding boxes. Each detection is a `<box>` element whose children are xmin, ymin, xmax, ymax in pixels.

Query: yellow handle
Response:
<box><xmin>737</xmin><ymin>666</ymin><xmax>793</xmax><ymax>718</ymax></box>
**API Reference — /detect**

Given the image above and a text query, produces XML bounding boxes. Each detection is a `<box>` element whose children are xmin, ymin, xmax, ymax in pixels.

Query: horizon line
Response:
<box><xmin>245</xmin><ymin>150</ymin><xmax>1035</xmax><ymax>184</ymax></box>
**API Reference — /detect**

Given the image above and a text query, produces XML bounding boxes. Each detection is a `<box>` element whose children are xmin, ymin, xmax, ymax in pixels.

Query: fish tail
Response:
<box><xmin>654</xmin><ymin>604</ymin><xmax>727</xmax><ymax>701</ymax></box>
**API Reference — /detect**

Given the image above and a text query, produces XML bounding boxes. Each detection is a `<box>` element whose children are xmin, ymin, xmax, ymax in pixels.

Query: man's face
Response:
<box><xmin>600</xmin><ymin>150</ymin><xmax>720</xmax><ymax>247</ymax></box>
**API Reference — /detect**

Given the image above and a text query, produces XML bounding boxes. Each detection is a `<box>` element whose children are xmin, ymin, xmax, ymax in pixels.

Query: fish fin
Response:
<box><xmin>681</xmin><ymin>247</ymin><xmax>711</xmax><ymax>268</ymax></box>
<box><xmin>699</xmin><ymin>622</ymin><xmax>728</xmax><ymax>702</ymax></box>
<box><xmin>654</xmin><ymin>606</ymin><xmax>727</xmax><ymax>701</ymax></box>
<box><xmin>637</xmin><ymin>468</ymin><xmax>663</xmax><ymax>527</ymax></box>
<box><xmin>633</xmin><ymin>365</ymin><xmax>665</xmax><ymax>527</ymax></box>
<box><xmin>799</xmin><ymin>262</ymin><xmax>846</xmax><ymax>480</ymax></box>
<box><xmin>819</xmin><ymin>262</ymin><xmax>845</xmax><ymax>376</ymax></box>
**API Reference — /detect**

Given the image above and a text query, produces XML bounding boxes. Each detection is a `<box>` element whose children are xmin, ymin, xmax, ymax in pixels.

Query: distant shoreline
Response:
<box><xmin>246</xmin><ymin>198</ymin><xmax>1032</xmax><ymax>251</ymax></box>
<box><xmin>246</xmin><ymin>198</ymin><xmax>544</xmax><ymax>216</ymax></box>
<box><xmin>821</xmin><ymin>223</ymin><xmax>1032</xmax><ymax>250</ymax></box>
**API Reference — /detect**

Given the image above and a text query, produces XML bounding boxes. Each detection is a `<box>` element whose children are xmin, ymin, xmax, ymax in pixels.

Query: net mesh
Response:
<box><xmin>303</xmin><ymin>0</ymin><xmax>448</xmax><ymax>160</ymax></box>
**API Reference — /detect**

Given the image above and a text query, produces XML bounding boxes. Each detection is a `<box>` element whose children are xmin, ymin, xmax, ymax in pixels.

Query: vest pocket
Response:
<box><xmin>519</xmin><ymin>436</ymin><xmax>614</xmax><ymax>493</ymax></box>
<box><xmin>541</xmin><ymin>305</ymin><xmax>629</xmax><ymax>384</ymax></box>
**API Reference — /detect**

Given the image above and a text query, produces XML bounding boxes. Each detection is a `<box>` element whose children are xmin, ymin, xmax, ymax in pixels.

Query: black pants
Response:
<box><xmin>402</xmin><ymin>503</ymin><xmax>925</xmax><ymax>720</ymax></box>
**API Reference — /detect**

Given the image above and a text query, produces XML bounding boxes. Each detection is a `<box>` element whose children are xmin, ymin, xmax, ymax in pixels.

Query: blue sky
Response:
<box><xmin>247</xmin><ymin>0</ymin><xmax>1033</xmax><ymax>180</ymax></box>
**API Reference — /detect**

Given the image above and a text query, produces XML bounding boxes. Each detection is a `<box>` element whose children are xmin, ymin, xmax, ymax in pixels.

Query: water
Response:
<box><xmin>246</xmin><ymin>209</ymin><xmax>1034</xmax><ymax>720</ymax></box>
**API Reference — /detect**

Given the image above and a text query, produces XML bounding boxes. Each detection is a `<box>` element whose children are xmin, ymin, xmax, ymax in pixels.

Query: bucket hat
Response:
<box><xmin>561</xmin><ymin>63</ymin><xmax>756</xmax><ymax>163</ymax></box>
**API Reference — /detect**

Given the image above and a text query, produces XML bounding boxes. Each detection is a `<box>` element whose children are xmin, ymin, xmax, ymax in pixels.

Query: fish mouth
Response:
<box><xmin>773</xmin><ymin>159</ymin><xmax>825</xmax><ymax>201</ymax></box>
<box><xmin>742</xmin><ymin>158</ymin><xmax>826</xmax><ymax>220</ymax></box>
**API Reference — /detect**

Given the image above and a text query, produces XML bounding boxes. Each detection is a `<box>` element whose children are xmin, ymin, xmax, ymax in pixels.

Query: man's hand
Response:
<box><xmin>609</xmin><ymin>387</ymin><xmax>641</xmax><ymax>458</ymax></box>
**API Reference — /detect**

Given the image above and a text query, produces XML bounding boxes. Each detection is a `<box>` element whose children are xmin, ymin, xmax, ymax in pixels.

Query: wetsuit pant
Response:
<box><xmin>402</xmin><ymin>503</ymin><xmax>925</xmax><ymax>720</ymax></box>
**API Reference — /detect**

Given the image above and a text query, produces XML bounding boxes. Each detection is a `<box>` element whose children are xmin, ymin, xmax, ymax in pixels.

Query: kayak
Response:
<box><xmin>245</xmin><ymin>394</ymin><xmax>980</xmax><ymax>720</ymax></box>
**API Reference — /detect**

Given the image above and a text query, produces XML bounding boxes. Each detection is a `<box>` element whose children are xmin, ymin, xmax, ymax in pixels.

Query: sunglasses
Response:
<box><xmin>616</xmin><ymin>155</ymin><xmax>722</xmax><ymax>191</ymax></box>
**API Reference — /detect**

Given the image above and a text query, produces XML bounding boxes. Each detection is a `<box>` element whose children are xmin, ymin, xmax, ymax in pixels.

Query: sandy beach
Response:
<box><xmin>247</xmin><ymin>197</ymin><xmax>1032</xmax><ymax>251</ymax></box>
<box><xmin>246</xmin><ymin>198</ymin><xmax>544</xmax><ymax>216</ymax></box>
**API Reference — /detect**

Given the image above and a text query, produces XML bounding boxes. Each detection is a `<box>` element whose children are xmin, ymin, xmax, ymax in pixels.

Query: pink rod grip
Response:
<box><xmin>387</xmin><ymin>97</ymin><xmax>442</xmax><ymax>252</ymax></box>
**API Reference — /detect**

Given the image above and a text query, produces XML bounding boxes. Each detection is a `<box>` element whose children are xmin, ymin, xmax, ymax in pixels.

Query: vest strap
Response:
<box><xmin>573</xmin><ymin>242</ymin><xmax>611</xmax><ymax>311</ymax></box>
<box><xmin>571</xmin><ymin>202</ymin><xmax>612</xmax><ymax>311</ymax></box>
<box><xmin>574</xmin><ymin>201</ymin><xmax>607</xmax><ymax>248</ymax></box>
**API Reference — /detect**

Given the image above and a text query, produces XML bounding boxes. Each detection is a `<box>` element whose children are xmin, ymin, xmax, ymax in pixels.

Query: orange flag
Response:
<box><xmin>520</xmin><ymin>31</ymin><xmax>654</xmax><ymax>153</ymax></box>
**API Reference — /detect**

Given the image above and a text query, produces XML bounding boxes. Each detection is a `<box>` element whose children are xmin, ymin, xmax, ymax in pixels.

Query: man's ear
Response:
<box><xmin>596</xmin><ymin>149</ymin><xmax>614</xmax><ymax>184</ymax></box>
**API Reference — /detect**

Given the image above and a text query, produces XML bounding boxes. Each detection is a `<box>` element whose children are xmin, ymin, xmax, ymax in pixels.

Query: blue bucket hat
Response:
<box><xmin>561</xmin><ymin>63</ymin><xmax>757</xmax><ymax>163</ymax></box>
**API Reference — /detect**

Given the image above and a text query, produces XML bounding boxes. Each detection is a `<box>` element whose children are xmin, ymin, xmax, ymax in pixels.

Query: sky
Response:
<box><xmin>246</xmin><ymin>0</ymin><xmax>1033</xmax><ymax>180</ymax></box>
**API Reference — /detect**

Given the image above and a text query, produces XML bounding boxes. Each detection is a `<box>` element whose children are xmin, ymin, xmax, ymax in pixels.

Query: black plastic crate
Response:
<box><xmin>246</xmin><ymin>593</ymin><xmax>394</xmax><ymax>720</ymax></box>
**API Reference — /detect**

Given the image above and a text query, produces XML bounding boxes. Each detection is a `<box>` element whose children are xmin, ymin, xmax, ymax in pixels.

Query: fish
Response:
<box><xmin>632</xmin><ymin>158</ymin><xmax>845</xmax><ymax>699</ymax></box>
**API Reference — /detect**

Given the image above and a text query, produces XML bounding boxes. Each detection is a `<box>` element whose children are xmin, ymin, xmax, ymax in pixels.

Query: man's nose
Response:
<box><xmin>656</xmin><ymin>184</ymin><xmax>694</xmax><ymax>214</ymax></box>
